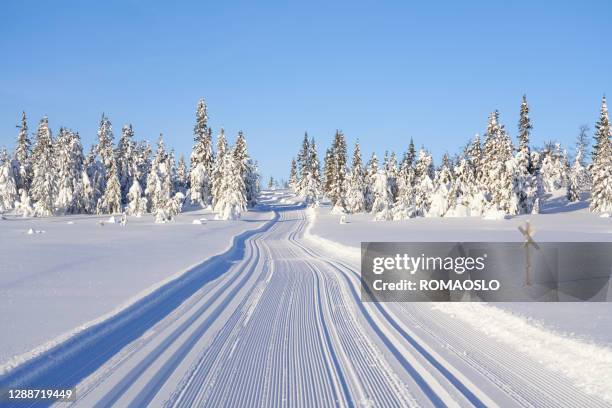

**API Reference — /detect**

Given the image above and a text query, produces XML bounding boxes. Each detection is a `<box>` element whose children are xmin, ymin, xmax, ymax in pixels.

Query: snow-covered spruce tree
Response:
<box><xmin>570</xmin><ymin>144</ymin><xmax>590</xmax><ymax>193</ymax></box>
<box><xmin>427</xmin><ymin>155</ymin><xmax>454</xmax><ymax>217</ymax></box>
<box><xmin>481</xmin><ymin>111</ymin><xmax>516</xmax><ymax>214</ymax></box>
<box><xmin>298</xmin><ymin>138</ymin><xmax>322</xmax><ymax>206</ymax></box>
<box><xmin>323</xmin><ymin>147</ymin><xmax>333</xmax><ymax>197</ymax></box>
<box><xmin>540</xmin><ymin>143</ymin><xmax>568</xmax><ymax>192</ymax></box>
<box><xmin>146</xmin><ymin>135</ymin><xmax>172</xmax><ymax>214</ymax></box>
<box><xmin>189</xmin><ymin>99</ymin><xmax>214</xmax><ymax>206</ymax></box>
<box><xmin>413</xmin><ymin>149</ymin><xmax>434</xmax><ymax>216</ymax></box>
<box><xmin>234</xmin><ymin>131</ymin><xmax>258</xmax><ymax>207</ymax></box>
<box><xmin>590</xmin><ymin>96</ymin><xmax>612</xmax><ymax>213</ymax></box>
<box><xmin>134</xmin><ymin>140</ymin><xmax>152</xmax><ymax>189</ymax></box>
<box><xmin>385</xmin><ymin>151</ymin><xmax>399</xmax><ymax>202</ymax></box>
<box><xmin>97</xmin><ymin>157</ymin><xmax>122</xmax><ymax>214</ymax></box>
<box><xmin>329</xmin><ymin>130</ymin><xmax>348</xmax><ymax>211</ymax></box>
<box><xmin>371</xmin><ymin>169</ymin><xmax>393</xmax><ymax>221</ymax></box>
<box><xmin>96</xmin><ymin>113</ymin><xmax>115</xmax><ymax>173</ymax></box>
<box><xmin>268</xmin><ymin>176</ymin><xmax>275</xmax><ymax>189</ymax></box>
<box><xmin>168</xmin><ymin>149</ymin><xmax>177</xmax><ymax>196</ymax></box>
<box><xmin>211</xmin><ymin>128</ymin><xmax>228</xmax><ymax>206</ymax></box>
<box><xmin>566</xmin><ymin>159</ymin><xmax>580</xmax><ymax>202</ymax></box>
<box><xmin>30</xmin><ymin>117</ymin><xmax>57</xmax><ymax>216</ymax></box>
<box><xmin>392</xmin><ymin>150</ymin><xmax>416</xmax><ymax>220</ymax></box>
<box><xmin>126</xmin><ymin>176</ymin><xmax>147</xmax><ymax>216</ymax></box>
<box><xmin>0</xmin><ymin>148</ymin><xmax>18</xmax><ymax>212</ymax></box>
<box><xmin>517</xmin><ymin>95</ymin><xmax>533</xmax><ymax>173</ymax></box>
<box><xmin>514</xmin><ymin>95</ymin><xmax>540</xmax><ymax>214</ymax></box>
<box><xmin>79</xmin><ymin>147</ymin><xmax>99</xmax><ymax>214</ymax></box>
<box><xmin>115</xmin><ymin>124</ymin><xmax>136</xmax><ymax>203</ymax></box>
<box><xmin>214</xmin><ymin>147</ymin><xmax>247</xmax><ymax>220</ymax></box>
<box><xmin>401</xmin><ymin>138</ymin><xmax>416</xmax><ymax>171</ymax></box>
<box><xmin>364</xmin><ymin>153</ymin><xmax>378</xmax><ymax>212</ymax></box>
<box><xmin>345</xmin><ymin>140</ymin><xmax>365</xmax><ymax>213</ymax></box>
<box><xmin>296</xmin><ymin>133</ymin><xmax>311</xmax><ymax>196</ymax></box>
<box><xmin>244</xmin><ymin>158</ymin><xmax>260</xmax><ymax>204</ymax></box>
<box><xmin>446</xmin><ymin>157</ymin><xmax>477</xmax><ymax>216</ymax></box>
<box><xmin>466</xmin><ymin>134</ymin><xmax>482</xmax><ymax>182</ymax></box>
<box><xmin>176</xmin><ymin>154</ymin><xmax>188</xmax><ymax>194</ymax></box>
<box><xmin>289</xmin><ymin>158</ymin><xmax>298</xmax><ymax>191</ymax></box>
<box><xmin>14</xmin><ymin>189</ymin><xmax>35</xmax><ymax>217</ymax></box>
<box><xmin>12</xmin><ymin>111</ymin><xmax>32</xmax><ymax>193</ymax></box>
<box><xmin>55</xmin><ymin>128</ymin><xmax>84</xmax><ymax>214</ymax></box>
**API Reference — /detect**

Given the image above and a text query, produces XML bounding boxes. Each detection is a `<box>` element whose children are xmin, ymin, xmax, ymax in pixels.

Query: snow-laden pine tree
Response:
<box><xmin>364</xmin><ymin>153</ymin><xmax>378</xmax><ymax>212</ymax></box>
<box><xmin>211</xmin><ymin>128</ymin><xmax>228</xmax><ymax>207</ymax></box>
<box><xmin>481</xmin><ymin>111</ymin><xmax>517</xmax><ymax>214</ymax></box>
<box><xmin>298</xmin><ymin>138</ymin><xmax>322</xmax><ymax>206</ymax></box>
<box><xmin>233</xmin><ymin>131</ymin><xmax>259</xmax><ymax>207</ymax></box>
<box><xmin>55</xmin><ymin>128</ymin><xmax>84</xmax><ymax>214</ymax></box>
<box><xmin>328</xmin><ymin>130</ymin><xmax>348</xmax><ymax>211</ymax></box>
<box><xmin>96</xmin><ymin>113</ymin><xmax>115</xmax><ymax>173</ymax></box>
<box><xmin>466</xmin><ymin>134</ymin><xmax>482</xmax><ymax>182</ymax></box>
<box><xmin>289</xmin><ymin>158</ymin><xmax>298</xmax><ymax>191</ymax></box>
<box><xmin>134</xmin><ymin>140</ymin><xmax>152</xmax><ymax>189</ymax></box>
<box><xmin>126</xmin><ymin>176</ymin><xmax>147</xmax><ymax>216</ymax></box>
<box><xmin>427</xmin><ymin>156</ymin><xmax>453</xmax><ymax>217</ymax></box>
<box><xmin>392</xmin><ymin>148</ymin><xmax>416</xmax><ymax>220</ymax></box>
<box><xmin>540</xmin><ymin>143</ymin><xmax>568</xmax><ymax>192</ymax></box>
<box><xmin>371</xmin><ymin>169</ymin><xmax>393</xmax><ymax>221</ymax></box>
<box><xmin>12</xmin><ymin>111</ymin><xmax>32</xmax><ymax>193</ymax></box>
<box><xmin>115</xmin><ymin>124</ymin><xmax>136</xmax><ymax>203</ymax></box>
<box><xmin>401</xmin><ymin>138</ymin><xmax>416</xmax><ymax>171</ymax></box>
<box><xmin>590</xmin><ymin>96</ymin><xmax>612</xmax><ymax>213</ymax></box>
<box><xmin>345</xmin><ymin>141</ymin><xmax>366</xmax><ymax>213</ymax></box>
<box><xmin>323</xmin><ymin>147</ymin><xmax>333</xmax><ymax>197</ymax></box>
<box><xmin>214</xmin><ymin>147</ymin><xmax>247</xmax><ymax>220</ymax></box>
<box><xmin>189</xmin><ymin>99</ymin><xmax>214</xmax><ymax>206</ymax></box>
<box><xmin>413</xmin><ymin>149</ymin><xmax>434</xmax><ymax>216</ymax></box>
<box><xmin>446</xmin><ymin>157</ymin><xmax>478</xmax><ymax>216</ymax></box>
<box><xmin>296</xmin><ymin>133</ymin><xmax>311</xmax><ymax>196</ymax></box>
<box><xmin>566</xmin><ymin>159</ymin><xmax>580</xmax><ymax>202</ymax></box>
<box><xmin>176</xmin><ymin>154</ymin><xmax>188</xmax><ymax>194</ymax></box>
<box><xmin>0</xmin><ymin>148</ymin><xmax>17</xmax><ymax>212</ymax></box>
<box><xmin>97</xmin><ymin>157</ymin><xmax>122</xmax><ymax>214</ymax></box>
<box><xmin>146</xmin><ymin>135</ymin><xmax>173</xmax><ymax>214</ymax></box>
<box><xmin>30</xmin><ymin>117</ymin><xmax>57</xmax><ymax>216</ymax></box>
<box><xmin>385</xmin><ymin>151</ymin><xmax>399</xmax><ymax>202</ymax></box>
<box><xmin>81</xmin><ymin>146</ymin><xmax>104</xmax><ymax>213</ymax></box>
<box><xmin>517</xmin><ymin>95</ymin><xmax>533</xmax><ymax>173</ymax></box>
<box><xmin>14</xmin><ymin>188</ymin><xmax>35</xmax><ymax>217</ymax></box>
<box><xmin>514</xmin><ymin>95</ymin><xmax>540</xmax><ymax>214</ymax></box>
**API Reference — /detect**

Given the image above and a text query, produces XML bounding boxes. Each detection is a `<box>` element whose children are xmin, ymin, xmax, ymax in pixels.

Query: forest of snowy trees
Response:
<box><xmin>290</xmin><ymin>96</ymin><xmax>612</xmax><ymax>219</ymax></box>
<box><xmin>0</xmin><ymin>99</ymin><xmax>260</xmax><ymax>221</ymax></box>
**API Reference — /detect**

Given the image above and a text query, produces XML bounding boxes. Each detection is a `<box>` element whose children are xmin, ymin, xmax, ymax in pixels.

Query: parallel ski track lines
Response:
<box><xmin>299</xmin><ymin>209</ymin><xmax>612</xmax><ymax>408</ymax></box>
<box><xmin>395</xmin><ymin>303</ymin><xmax>611</xmax><ymax>408</ymax></box>
<box><xmin>90</xmin><ymin>210</ymin><xmax>286</xmax><ymax>407</ymax></box>
<box><xmin>6</xmin><ymin>200</ymin><xmax>606</xmax><ymax>408</ymax></box>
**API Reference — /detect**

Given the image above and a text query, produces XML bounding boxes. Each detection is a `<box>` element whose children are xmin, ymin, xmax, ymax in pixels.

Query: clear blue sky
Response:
<box><xmin>1</xmin><ymin>1</ymin><xmax>610</xmax><ymax>181</ymax></box>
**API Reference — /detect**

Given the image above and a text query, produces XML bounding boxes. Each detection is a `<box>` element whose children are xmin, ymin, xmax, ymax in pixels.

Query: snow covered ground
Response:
<box><xmin>305</xmin><ymin>195</ymin><xmax>612</xmax><ymax>404</ymax></box>
<box><xmin>0</xmin><ymin>205</ymin><xmax>273</xmax><ymax>372</ymax></box>
<box><xmin>307</xmin><ymin>193</ymin><xmax>612</xmax><ymax>345</ymax></box>
<box><xmin>0</xmin><ymin>190</ymin><xmax>611</xmax><ymax>407</ymax></box>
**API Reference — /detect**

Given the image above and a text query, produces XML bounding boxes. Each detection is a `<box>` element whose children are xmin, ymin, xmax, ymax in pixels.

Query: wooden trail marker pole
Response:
<box><xmin>518</xmin><ymin>221</ymin><xmax>540</xmax><ymax>286</ymax></box>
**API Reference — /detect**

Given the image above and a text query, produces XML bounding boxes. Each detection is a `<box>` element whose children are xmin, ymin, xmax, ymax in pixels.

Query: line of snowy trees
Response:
<box><xmin>0</xmin><ymin>99</ymin><xmax>260</xmax><ymax>221</ymax></box>
<box><xmin>290</xmin><ymin>95</ymin><xmax>612</xmax><ymax>219</ymax></box>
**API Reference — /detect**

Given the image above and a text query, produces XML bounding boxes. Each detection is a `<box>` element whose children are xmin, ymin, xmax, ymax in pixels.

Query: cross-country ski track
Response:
<box><xmin>1</xmin><ymin>194</ymin><xmax>610</xmax><ymax>407</ymax></box>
